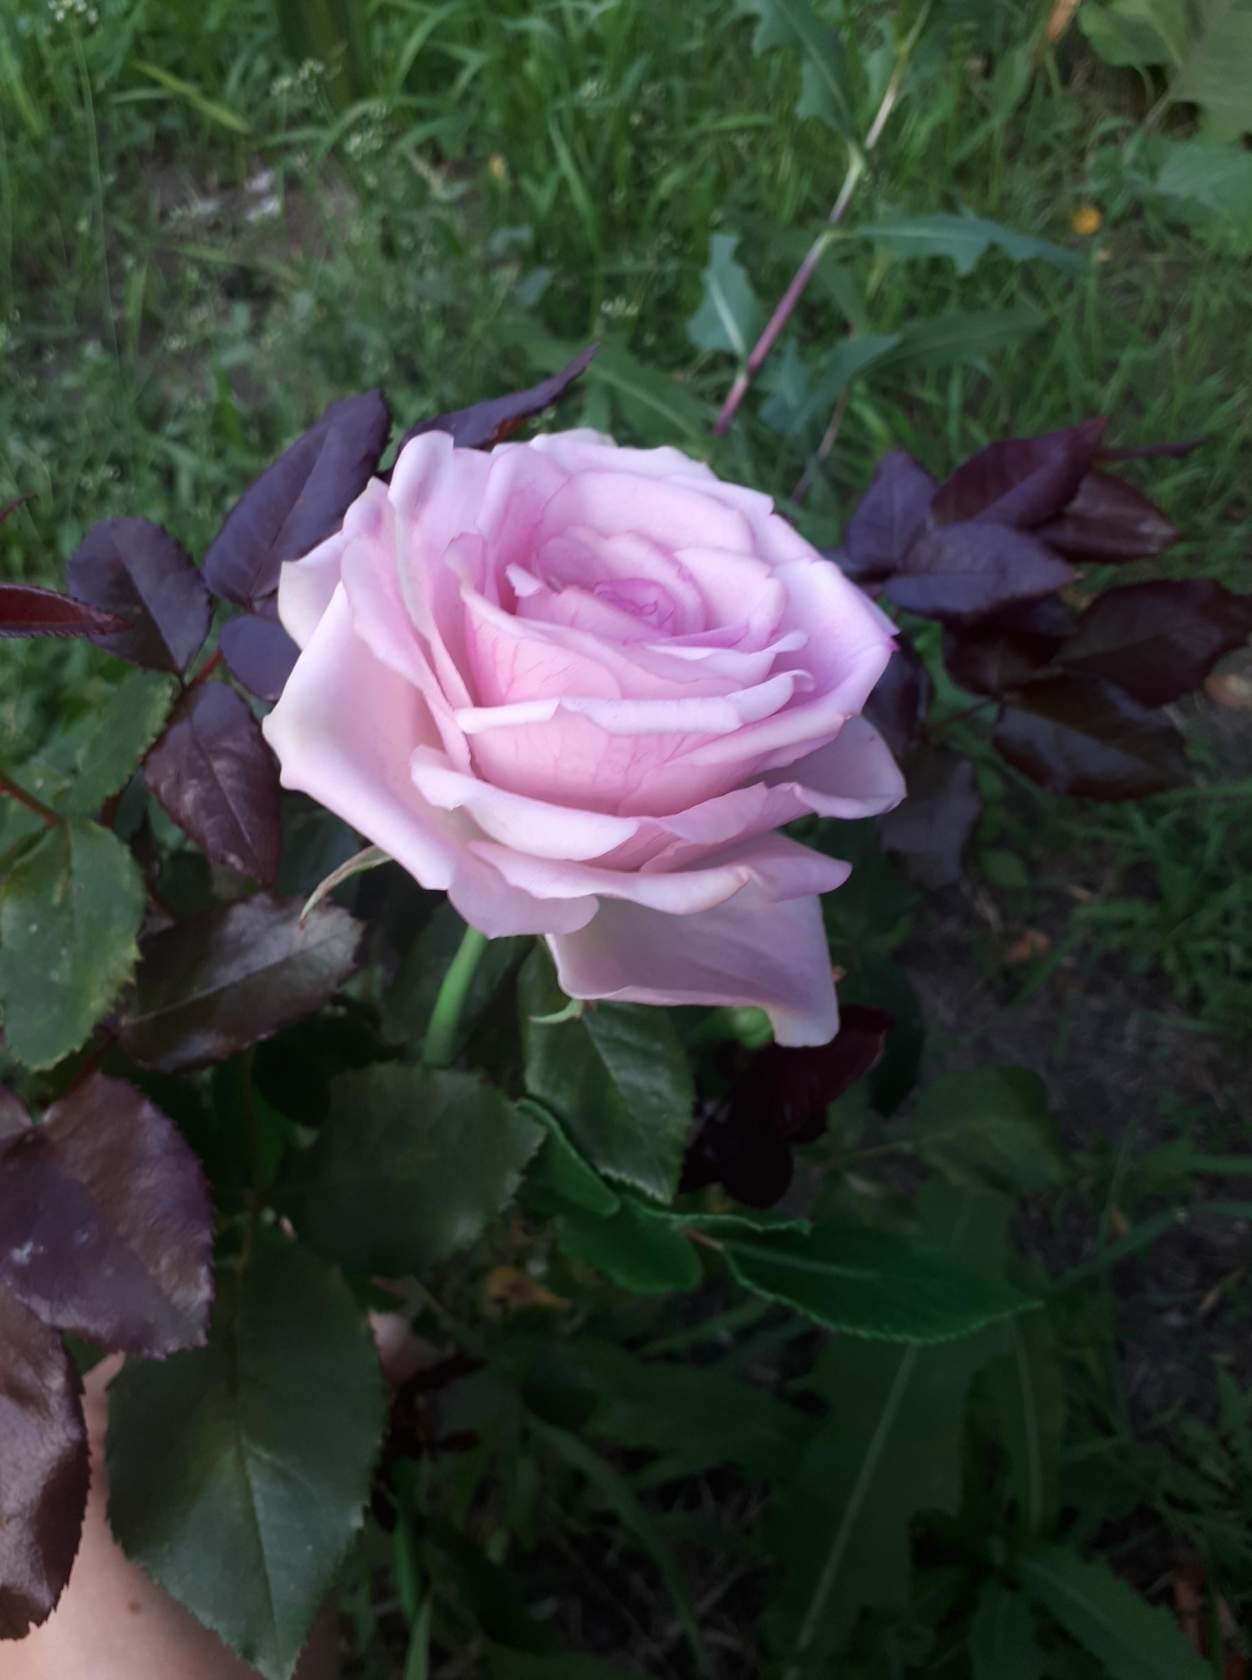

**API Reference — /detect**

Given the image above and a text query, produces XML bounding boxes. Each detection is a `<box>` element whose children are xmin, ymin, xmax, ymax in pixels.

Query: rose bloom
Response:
<box><xmin>263</xmin><ymin>431</ymin><xmax>904</xmax><ymax>1044</ymax></box>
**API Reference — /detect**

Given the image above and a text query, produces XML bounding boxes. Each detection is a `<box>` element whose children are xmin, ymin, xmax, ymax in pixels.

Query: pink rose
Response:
<box><xmin>263</xmin><ymin>431</ymin><xmax>903</xmax><ymax>1044</ymax></box>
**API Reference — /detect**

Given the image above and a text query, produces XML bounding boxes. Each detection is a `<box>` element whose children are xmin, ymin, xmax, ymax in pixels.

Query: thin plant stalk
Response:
<box><xmin>713</xmin><ymin>6</ymin><xmax>929</xmax><ymax>436</ymax></box>
<box><xmin>422</xmin><ymin>920</ymin><xmax>489</xmax><ymax>1068</ymax></box>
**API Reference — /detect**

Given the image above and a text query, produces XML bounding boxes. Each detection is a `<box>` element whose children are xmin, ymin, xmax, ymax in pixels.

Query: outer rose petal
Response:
<box><xmin>263</xmin><ymin>590</ymin><xmax>594</xmax><ymax>936</ymax></box>
<box><xmin>548</xmin><ymin>890</ymin><xmax>840</xmax><ymax>1047</ymax></box>
<box><xmin>277</xmin><ymin>478</ymin><xmax>389</xmax><ymax>648</ymax></box>
<box><xmin>410</xmin><ymin>747</ymin><xmax>639</xmax><ymax>860</ymax></box>
<box><xmin>762</xmin><ymin>717</ymin><xmax>906</xmax><ymax>819</ymax></box>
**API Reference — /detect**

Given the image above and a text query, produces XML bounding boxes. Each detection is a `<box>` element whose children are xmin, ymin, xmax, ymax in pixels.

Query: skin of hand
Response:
<box><xmin>4</xmin><ymin>1310</ymin><xmax>427</xmax><ymax>1680</ymax></box>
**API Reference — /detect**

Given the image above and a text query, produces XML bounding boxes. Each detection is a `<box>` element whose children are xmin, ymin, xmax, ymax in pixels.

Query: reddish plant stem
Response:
<box><xmin>187</xmin><ymin>647</ymin><xmax>224</xmax><ymax>690</ymax></box>
<box><xmin>0</xmin><ymin>770</ymin><xmax>60</xmax><ymax>829</ymax></box>
<box><xmin>713</xmin><ymin>10</ymin><xmax>927</xmax><ymax>437</ymax></box>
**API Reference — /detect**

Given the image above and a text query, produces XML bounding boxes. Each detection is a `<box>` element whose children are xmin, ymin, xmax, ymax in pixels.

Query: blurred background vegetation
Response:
<box><xmin>2</xmin><ymin>0</ymin><xmax>1251</xmax><ymax>1672</ymax></box>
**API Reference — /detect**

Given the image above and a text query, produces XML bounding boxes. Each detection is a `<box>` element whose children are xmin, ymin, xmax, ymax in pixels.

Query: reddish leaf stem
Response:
<box><xmin>713</xmin><ymin>11</ymin><xmax>926</xmax><ymax>437</ymax></box>
<box><xmin>187</xmin><ymin>647</ymin><xmax>224</xmax><ymax>690</ymax></box>
<box><xmin>0</xmin><ymin>771</ymin><xmax>60</xmax><ymax>829</ymax></box>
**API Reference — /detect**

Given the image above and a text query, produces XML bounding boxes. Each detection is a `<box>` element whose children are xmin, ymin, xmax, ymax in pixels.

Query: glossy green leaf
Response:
<box><xmin>768</xmin><ymin>1190</ymin><xmax>1012</xmax><ymax>1664</ymax></box>
<box><xmin>382</xmin><ymin>899</ymin><xmax>524</xmax><ymax>1053</ymax></box>
<box><xmin>913</xmin><ymin>1067</ymin><xmax>1069</xmax><ymax>1191</ymax></box>
<box><xmin>558</xmin><ymin>1201</ymin><xmax>700</xmax><ymax>1294</ymax></box>
<box><xmin>970</xmin><ymin>1584</ymin><xmax>1046</xmax><ymax>1680</ymax></box>
<box><xmin>854</xmin><ymin>213</ymin><xmax>1084</xmax><ymax>276</ymax></box>
<box><xmin>0</xmin><ymin>818</ymin><xmax>144</xmax><ymax>1069</ymax></box>
<box><xmin>106</xmin><ymin>1241</ymin><xmax>385</xmax><ymax>1680</ymax></box>
<box><xmin>687</xmin><ymin>233</ymin><xmax>763</xmax><ymax>359</ymax></box>
<box><xmin>725</xmin><ymin>1221</ymin><xmax>1034</xmax><ymax>1341</ymax></box>
<box><xmin>1015</xmin><ymin>1545</ymin><xmax>1211</xmax><ymax>1680</ymax></box>
<box><xmin>281</xmin><ymin>1064</ymin><xmax>542</xmax><ymax>1276</ymax></box>
<box><xmin>519</xmin><ymin>1099</ymin><xmax>621</xmax><ymax>1219</ymax></box>
<box><xmin>519</xmin><ymin>949</ymin><xmax>693</xmax><ymax>1202</ymax></box>
<box><xmin>734</xmin><ymin>0</ymin><xmax>855</xmax><ymax>138</ymax></box>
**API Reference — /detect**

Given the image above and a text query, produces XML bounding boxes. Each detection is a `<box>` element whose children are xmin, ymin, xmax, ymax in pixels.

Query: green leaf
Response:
<box><xmin>1014</xmin><ymin>1544</ymin><xmax>1211</xmax><ymax>1680</ymax></box>
<box><xmin>970</xmin><ymin>1584</ymin><xmax>1046</xmax><ymax>1680</ymax></box>
<box><xmin>587</xmin><ymin>341</ymin><xmax>711</xmax><ymax>444</ymax></box>
<box><xmin>912</xmin><ymin>1067</ymin><xmax>1069</xmax><ymax>1192</ymax></box>
<box><xmin>520</xmin><ymin>1099</ymin><xmax>621</xmax><ymax>1218</ymax></box>
<box><xmin>519</xmin><ymin>948</ymin><xmax>694</xmax><ymax>1202</ymax></box>
<box><xmin>734</xmin><ymin>0</ymin><xmax>856</xmax><ymax>138</ymax></box>
<box><xmin>854</xmin><ymin>212</ymin><xmax>1085</xmax><ymax>275</ymax></box>
<box><xmin>382</xmin><ymin>899</ymin><xmax>524</xmax><ymax>1053</ymax></box>
<box><xmin>876</xmin><ymin>308</ymin><xmax>1045</xmax><ymax>372</ymax></box>
<box><xmin>1079</xmin><ymin>0</ymin><xmax>1187</xmax><ymax>66</ymax></box>
<box><xmin>982</xmin><ymin>1311</ymin><xmax>1066</xmax><ymax>1537</ymax></box>
<box><xmin>106</xmin><ymin>1241</ymin><xmax>385</xmax><ymax>1680</ymax></box>
<box><xmin>687</xmin><ymin>233</ymin><xmax>763</xmax><ymax>359</ymax></box>
<box><xmin>0</xmin><ymin>817</ymin><xmax>144</xmax><ymax>1068</ymax></box>
<box><xmin>577</xmin><ymin>1338</ymin><xmax>805</xmax><ymax>1479</ymax></box>
<box><xmin>558</xmin><ymin>1200</ymin><xmax>701</xmax><ymax>1294</ymax></box>
<box><xmin>724</xmin><ymin>1221</ymin><xmax>1035</xmax><ymax>1342</ymax></box>
<box><xmin>1152</xmin><ymin>139</ymin><xmax>1252</xmax><ymax>227</ymax></box>
<box><xmin>773</xmin><ymin>333</ymin><xmax>902</xmax><ymax>437</ymax></box>
<box><xmin>767</xmin><ymin>1189</ymin><xmax>1011</xmax><ymax>1664</ymax></box>
<box><xmin>281</xmin><ymin>1064</ymin><xmax>542</xmax><ymax>1275</ymax></box>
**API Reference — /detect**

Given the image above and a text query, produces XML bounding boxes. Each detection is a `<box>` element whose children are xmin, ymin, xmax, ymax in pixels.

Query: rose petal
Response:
<box><xmin>276</xmin><ymin>478</ymin><xmax>388</xmax><ymax>648</ymax></box>
<box><xmin>455</xmin><ymin>669</ymin><xmax>804</xmax><ymax>739</ymax></box>
<box><xmin>548</xmin><ymin>889</ymin><xmax>840</xmax><ymax>1046</ymax></box>
<box><xmin>536</xmin><ymin>471</ymin><xmax>757</xmax><ymax>559</ymax></box>
<box><xmin>410</xmin><ymin>747</ymin><xmax>639</xmax><ymax>860</ymax></box>
<box><xmin>762</xmin><ymin>717</ymin><xmax>906</xmax><ymax>819</ymax></box>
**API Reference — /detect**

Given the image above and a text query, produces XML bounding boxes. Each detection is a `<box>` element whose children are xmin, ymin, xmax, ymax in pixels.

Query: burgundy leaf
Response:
<box><xmin>0</xmin><ymin>1089</ymin><xmax>30</xmax><ymax>1143</ymax></box>
<box><xmin>880</xmin><ymin>748</ymin><xmax>982</xmax><ymax>888</ymax></box>
<box><xmin>884</xmin><ymin>523</ymin><xmax>1074</xmax><ymax>623</ymax></box>
<box><xmin>931</xmin><ymin>419</ymin><xmax>1106</xmax><ymax>529</ymax></box>
<box><xmin>144</xmin><ymin>681</ymin><xmax>281</xmax><ymax>883</ymax></box>
<box><xmin>842</xmin><ymin>450</ymin><xmax>936</xmax><ymax>581</ymax></box>
<box><xmin>0</xmin><ymin>583</ymin><xmax>129</xmax><ymax>640</ymax></box>
<box><xmin>864</xmin><ymin>640</ymin><xmax>931</xmax><ymax>757</ymax></box>
<box><xmin>394</xmin><ymin>343</ymin><xmax>598</xmax><ymax>456</ymax></box>
<box><xmin>219</xmin><ymin>611</ymin><xmax>299</xmax><ymax>702</ymax></box>
<box><xmin>944</xmin><ymin>598</ymin><xmax>1076</xmax><ymax>698</ymax></box>
<box><xmin>65</xmin><ymin>519</ymin><xmax>211</xmax><ymax>674</ymax></box>
<box><xmin>0</xmin><ymin>1074</ymin><xmax>213</xmax><ymax>1355</ymax></box>
<box><xmin>1059</xmin><ymin>580</ymin><xmax>1252</xmax><ymax>706</ymax></box>
<box><xmin>203</xmin><ymin>390</ymin><xmax>391</xmax><ymax>607</ymax></box>
<box><xmin>683</xmin><ymin>1006</ymin><xmax>892</xmax><ymax>1206</ymax></box>
<box><xmin>994</xmin><ymin>672</ymin><xmax>1188</xmax><ymax>799</ymax></box>
<box><xmin>1036</xmin><ymin>470</ymin><xmax>1178</xmax><ymax>562</ymax></box>
<box><xmin>118</xmin><ymin>894</ymin><xmax>363</xmax><ymax>1072</ymax></box>
<box><xmin>0</xmin><ymin>1290</ymin><xmax>88</xmax><ymax>1640</ymax></box>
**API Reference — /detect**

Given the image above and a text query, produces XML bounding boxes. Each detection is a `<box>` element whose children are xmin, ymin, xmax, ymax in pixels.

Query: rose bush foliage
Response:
<box><xmin>264</xmin><ymin>430</ymin><xmax>904</xmax><ymax>1043</ymax></box>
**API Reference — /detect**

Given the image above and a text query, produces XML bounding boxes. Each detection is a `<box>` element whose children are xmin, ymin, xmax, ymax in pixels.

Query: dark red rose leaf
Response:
<box><xmin>219</xmin><ymin>611</ymin><xmax>299</xmax><ymax>702</ymax></box>
<box><xmin>994</xmin><ymin>672</ymin><xmax>1188</xmax><ymax>799</ymax></box>
<box><xmin>144</xmin><ymin>680</ymin><xmax>281</xmax><ymax>883</ymax></box>
<box><xmin>65</xmin><ymin>519</ymin><xmax>211</xmax><ymax>675</ymax></box>
<box><xmin>0</xmin><ymin>1290</ymin><xmax>88</xmax><ymax>1640</ymax></box>
<box><xmin>203</xmin><ymin>389</ymin><xmax>391</xmax><ymax>607</ymax></box>
<box><xmin>841</xmin><ymin>450</ymin><xmax>936</xmax><ymax>581</ymax></box>
<box><xmin>0</xmin><ymin>582</ymin><xmax>130</xmax><ymax>640</ymax></box>
<box><xmin>944</xmin><ymin>597</ymin><xmax>1076</xmax><ymax>698</ymax></box>
<box><xmin>118</xmin><ymin>893</ymin><xmax>363</xmax><ymax>1072</ymax></box>
<box><xmin>0</xmin><ymin>1088</ymin><xmax>30</xmax><ymax>1142</ymax></box>
<box><xmin>864</xmin><ymin>639</ymin><xmax>931</xmax><ymax>757</ymax></box>
<box><xmin>931</xmin><ymin>418</ymin><xmax>1106</xmax><ymax>529</ymax></box>
<box><xmin>1036</xmin><ymin>469</ymin><xmax>1178</xmax><ymax>562</ymax></box>
<box><xmin>880</xmin><ymin>747</ymin><xmax>982</xmax><ymax>888</ymax></box>
<box><xmin>884</xmin><ymin>523</ymin><xmax>1074</xmax><ymax>623</ymax></box>
<box><xmin>0</xmin><ymin>1074</ymin><xmax>213</xmax><ymax>1355</ymax></box>
<box><xmin>1060</xmin><ymin>580</ymin><xmax>1252</xmax><ymax>707</ymax></box>
<box><xmin>683</xmin><ymin>1005</ymin><xmax>892</xmax><ymax>1206</ymax></box>
<box><xmin>394</xmin><ymin>343</ymin><xmax>598</xmax><ymax>456</ymax></box>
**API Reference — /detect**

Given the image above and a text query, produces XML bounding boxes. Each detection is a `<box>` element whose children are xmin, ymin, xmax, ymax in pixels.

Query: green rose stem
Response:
<box><xmin>0</xmin><ymin>770</ymin><xmax>60</xmax><ymax>828</ymax></box>
<box><xmin>422</xmin><ymin>920</ymin><xmax>489</xmax><ymax>1068</ymax></box>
